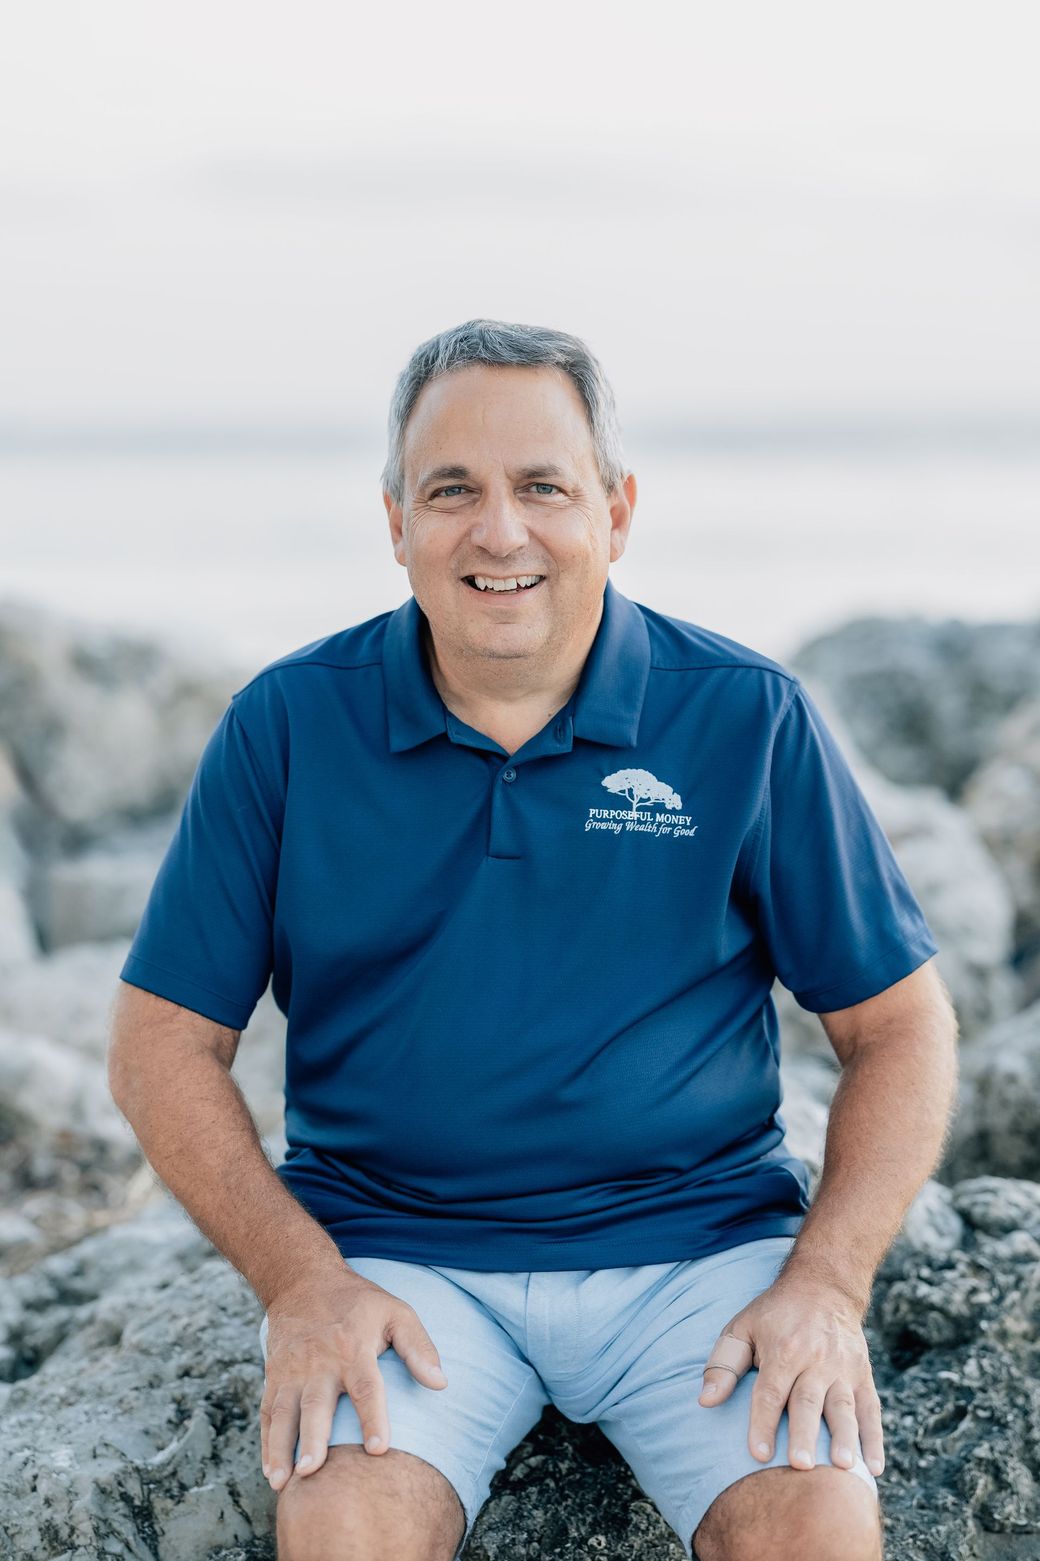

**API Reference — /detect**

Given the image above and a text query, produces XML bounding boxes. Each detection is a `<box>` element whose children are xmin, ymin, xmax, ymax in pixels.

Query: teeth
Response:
<box><xmin>471</xmin><ymin>574</ymin><xmax>543</xmax><ymax>592</ymax></box>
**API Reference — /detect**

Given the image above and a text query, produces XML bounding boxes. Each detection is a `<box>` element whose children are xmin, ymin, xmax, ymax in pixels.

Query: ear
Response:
<box><xmin>608</xmin><ymin>471</ymin><xmax>637</xmax><ymax>564</ymax></box>
<box><xmin>385</xmin><ymin>489</ymin><xmax>407</xmax><ymax>567</ymax></box>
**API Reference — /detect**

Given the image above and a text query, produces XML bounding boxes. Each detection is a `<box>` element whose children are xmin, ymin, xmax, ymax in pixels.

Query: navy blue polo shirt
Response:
<box><xmin>120</xmin><ymin>577</ymin><xmax>939</xmax><ymax>1270</ymax></box>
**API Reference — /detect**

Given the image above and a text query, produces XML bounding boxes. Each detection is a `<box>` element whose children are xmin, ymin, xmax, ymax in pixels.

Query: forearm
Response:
<box><xmin>779</xmin><ymin>1012</ymin><xmax>960</xmax><ymax>1315</ymax></box>
<box><xmin>112</xmin><ymin>1049</ymin><xmax>347</xmax><ymax>1310</ymax></box>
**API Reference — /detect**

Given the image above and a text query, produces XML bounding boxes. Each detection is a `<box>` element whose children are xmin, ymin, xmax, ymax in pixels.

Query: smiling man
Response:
<box><xmin>109</xmin><ymin>319</ymin><xmax>959</xmax><ymax>1561</ymax></box>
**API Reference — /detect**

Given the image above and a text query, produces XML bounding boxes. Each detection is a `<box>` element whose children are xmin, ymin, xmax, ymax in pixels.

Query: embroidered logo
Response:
<box><xmin>585</xmin><ymin>768</ymin><xmax>699</xmax><ymax>838</ymax></box>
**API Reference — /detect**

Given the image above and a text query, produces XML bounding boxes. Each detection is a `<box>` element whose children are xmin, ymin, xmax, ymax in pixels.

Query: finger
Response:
<box><xmin>344</xmin><ymin>1358</ymin><xmax>392</xmax><ymax>1455</ymax></box>
<box><xmin>390</xmin><ymin>1310</ymin><xmax>449</xmax><ymax>1390</ymax></box>
<box><xmin>748</xmin><ymin>1367</ymin><xmax>796</xmax><ymax>1462</ymax></box>
<box><xmin>784</xmin><ymin>1371</ymin><xmax>828</xmax><ymax>1470</ymax></box>
<box><xmin>265</xmin><ymin>1384</ymin><xmax>303</xmax><ymax>1490</ymax></box>
<box><xmin>855</xmin><ymin>1382</ymin><xmax>886</xmax><ymax>1478</ymax></box>
<box><xmin>294</xmin><ymin>1379</ymin><xmax>340</xmax><ymax>1476</ymax></box>
<box><xmin>259</xmin><ymin>1390</ymin><xmax>271</xmax><ymax>1478</ymax></box>
<box><xmin>699</xmin><ymin>1329</ymin><xmax>754</xmax><ymax>1406</ymax></box>
<box><xmin>821</xmin><ymin>1380</ymin><xmax>860</xmax><ymax>1472</ymax></box>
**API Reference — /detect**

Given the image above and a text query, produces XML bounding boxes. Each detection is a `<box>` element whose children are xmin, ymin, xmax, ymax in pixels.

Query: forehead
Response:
<box><xmin>402</xmin><ymin>364</ymin><xmax>594</xmax><ymax>475</ymax></box>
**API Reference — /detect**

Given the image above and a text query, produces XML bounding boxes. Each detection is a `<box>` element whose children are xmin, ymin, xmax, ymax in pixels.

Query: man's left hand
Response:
<box><xmin>697</xmin><ymin>1271</ymin><xmax>885</xmax><ymax>1477</ymax></box>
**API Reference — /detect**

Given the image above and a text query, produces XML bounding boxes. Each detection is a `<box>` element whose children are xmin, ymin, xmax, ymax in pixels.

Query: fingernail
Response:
<box><xmin>794</xmin><ymin>1449</ymin><xmax>813</xmax><ymax>1468</ymax></box>
<box><xmin>298</xmin><ymin>1454</ymin><xmax>314</xmax><ymax>1469</ymax></box>
<box><xmin>366</xmin><ymin>1435</ymin><xmax>383</xmax><ymax>1452</ymax></box>
<box><xmin>870</xmin><ymin>1457</ymin><xmax>884</xmax><ymax>1475</ymax></box>
<box><xmin>835</xmin><ymin>1446</ymin><xmax>852</xmax><ymax>1465</ymax></box>
<box><xmin>701</xmin><ymin>1383</ymin><xmax>718</xmax><ymax>1399</ymax></box>
<box><xmin>429</xmin><ymin>1366</ymin><xmax>447</xmax><ymax>1383</ymax></box>
<box><xmin>262</xmin><ymin>1463</ymin><xmax>270</xmax><ymax>1478</ymax></box>
<box><xmin>756</xmin><ymin>1441</ymin><xmax>771</xmax><ymax>1457</ymax></box>
<box><xmin>271</xmin><ymin>1467</ymin><xmax>286</xmax><ymax>1485</ymax></box>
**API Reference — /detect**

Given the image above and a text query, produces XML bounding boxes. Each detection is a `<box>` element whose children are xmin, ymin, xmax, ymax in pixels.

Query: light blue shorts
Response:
<box><xmin>258</xmin><ymin>1234</ymin><xmax>878</xmax><ymax>1560</ymax></box>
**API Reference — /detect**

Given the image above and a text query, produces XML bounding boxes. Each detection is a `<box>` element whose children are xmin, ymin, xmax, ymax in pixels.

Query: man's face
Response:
<box><xmin>384</xmin><ymin>363</ymin><xmax>636</xmax><ymax>669</ymax></box>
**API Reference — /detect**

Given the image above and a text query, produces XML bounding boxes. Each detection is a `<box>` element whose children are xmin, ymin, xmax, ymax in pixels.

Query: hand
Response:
<box><xmin>260</xmin><ymin>1266</ymin><xmax>449</xmax><ymax>1492</ymax></box>
<box><xmin>696</xmin><ymin>1271</ymin><xmax>885</xmax><ymax>1478</ymax></box>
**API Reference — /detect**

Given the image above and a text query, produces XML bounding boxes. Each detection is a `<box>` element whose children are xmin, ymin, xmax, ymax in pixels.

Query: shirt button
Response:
<box><xmin>502</xmin><ymin>766</ymin><xmax>517</xmax><ymax>782</ymax></box>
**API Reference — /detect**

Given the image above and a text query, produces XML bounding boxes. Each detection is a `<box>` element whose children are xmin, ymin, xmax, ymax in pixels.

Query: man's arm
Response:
<box><xmin>697</xmin><ymin>955</ymin><xmax>959</xmax><ymax>1475</ymax></box>
<box><xmin>107</xmin><ymin>981</ymin><xmax>348</xmax><ymax>1311</ymax></box>
<box><xmin>776</xmin><ymin>955</ymin><xmax>960</xmax><ymax>1312</ymax></box>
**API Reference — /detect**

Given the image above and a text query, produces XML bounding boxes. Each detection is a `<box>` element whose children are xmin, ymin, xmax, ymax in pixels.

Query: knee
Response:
<box><xmin>693</xmin><ymin>1466</ymin><xmax>882</xmax><ymax>1561</ymax></box>
<box><xmin>275</xmin><ymin>1469</ymin><xmax>382</xmax><ymax>1561</ymax></box>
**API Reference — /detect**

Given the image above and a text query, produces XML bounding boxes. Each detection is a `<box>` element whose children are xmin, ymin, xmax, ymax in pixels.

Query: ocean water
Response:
<box><xmin>3</xmin><ymin>440</ymin><xmax>1038</xmax><ymax>676</ymax></box>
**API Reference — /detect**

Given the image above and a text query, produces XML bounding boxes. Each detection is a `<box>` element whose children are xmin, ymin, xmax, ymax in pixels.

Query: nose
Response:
<box><xmin>467</xmin><ymin>488</ymin><xmax>532</xmax><ymax>556</ymax></box>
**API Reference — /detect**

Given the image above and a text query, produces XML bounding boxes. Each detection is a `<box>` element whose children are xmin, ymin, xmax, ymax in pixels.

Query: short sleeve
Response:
<box><xmin>742</xmin><ymin>679</ymin><xmax>939</xmax><ymax>1012</ymax></box>
<box><xmin>119</xmin><ymin>697</ymin><xmax>283</xmax><ymax>1029</ymax></box>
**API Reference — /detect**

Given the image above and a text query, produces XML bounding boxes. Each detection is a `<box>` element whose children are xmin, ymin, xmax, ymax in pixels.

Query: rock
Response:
<box><xmin>777</xmin><ymin>1051</ymin><xmax>836</xmax><ymax>1181</ymax></box>
<box><xmin>0</xmin><ymin>1209</ymin><xmax>46</xmax><ymax>1262</ymax></box>
<box><xmin>26</xmin><ymin>816</ymin><xmax>179</xmax><ymax>950</ymax></box>
<box><xmin>784</xmin><ymin>679</ymin><xmax>1019</xmax><ymax>1038</ymax></box>
<box><xmin>0</xmin><ymin>595</ymin><xmax>241</xmax><ymax>856</ymax></box>
<box><xmin>0</xmin><ymin>943</ymin><xmax>287</xmax><ymax>1282</ymax></box>
<box><xmin>791</xmin><ymin>614</ymin><xmax>1040</xmax><ymax>797</ymax></box>
<box><xmin>854</xmin><ymin>762</ymin><xmax>1019</xmax><ymax>1034</ymax></box>
<box><xmin>0</xmin><ymin>939</ymin><xmax>136</xmax><ymax>1063</ymax></box>
<box><xmin>0</xmin><ymin>940</ymin><xmax>285</xmax><ymax>1117</ymax></box>
<box><xmin>3</xmin><ymin>1177</ymin><xmax>1039</xmax><ymax>1559</ymax></box>
<box><xmin>943</xmin><ymin>999</ymin><xmax>1040</xmax><ymax>1182</ymax></box>
<box><xmin>0</xmin><ymin>1199</ymin><xmax>273</xmax><ymax>1559</ymax></box>
<box><xmin>950</xmin><ymin>1176</ymin><xmax>1040</xmax><ymax>1238</ymax></box>
<box><xmin>962</xmin><ymin>698</ymin><xmax>1040</xmax><ymax>1002</ymax></box>
<box><xmin>865</xmin><ymin>1181</ymin><xmax>1040</xmax><ymax>1556</ymax></box>
<box><xmin>878</xmin><ymin>1179</ymin><xmax>967</xmax><ymax>1283</ymax></box>
<box><xmin>0</xmin><ymin>1023</ymin><xmax>129</xmax><ymax>1147</ymax></box>
<box><xmin>0</xmin><ymin>744</ymin><xmax>39</xmax><ymax>964</ymax></box>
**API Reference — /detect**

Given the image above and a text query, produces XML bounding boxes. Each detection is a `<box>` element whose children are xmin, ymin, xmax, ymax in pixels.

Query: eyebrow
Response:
<box><xmin>416</xmin><ymin>463</ymin><xmax>572</xmax><ymax>489</ymax></box>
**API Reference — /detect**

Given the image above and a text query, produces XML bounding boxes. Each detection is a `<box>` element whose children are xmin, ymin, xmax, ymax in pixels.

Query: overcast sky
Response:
<box><xmin>2</xmin><ymin>0</ymin><xmax>1038</xmax><ymax>431</ymax></box>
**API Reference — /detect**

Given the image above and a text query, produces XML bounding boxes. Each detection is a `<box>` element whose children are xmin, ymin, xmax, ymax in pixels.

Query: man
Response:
<box><xmin>109</xmin><ymin>318</ymin><xmax>959</xmax><ymax>1561</ymax></box>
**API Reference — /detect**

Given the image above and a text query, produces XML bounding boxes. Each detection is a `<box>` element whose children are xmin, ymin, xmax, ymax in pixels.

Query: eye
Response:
<box><xmin>431</xmin><ymin>485</ymin><xmax>466</xmax><ymax>498</ymax></box>
<box><xmin>529</xmin><ymin>483</ymin><xmax>560</xmax><ymax>495</ymax></box>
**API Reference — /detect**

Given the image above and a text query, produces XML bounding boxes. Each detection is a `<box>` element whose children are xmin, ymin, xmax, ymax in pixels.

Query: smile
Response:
<box><xmin>462</xmin><ymin>574</ymin><xmax>546</xmax><ymax>596</ymax></box>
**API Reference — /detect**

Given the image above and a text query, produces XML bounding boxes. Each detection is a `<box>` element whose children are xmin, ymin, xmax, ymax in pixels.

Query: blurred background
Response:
<box><xmin>3</xmin><ymin>0</ymin><xmax>1038</xmax><ymax>666</ymax></box>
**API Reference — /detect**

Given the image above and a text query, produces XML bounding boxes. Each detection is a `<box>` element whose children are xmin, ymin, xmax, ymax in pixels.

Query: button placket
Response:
<box><xmin>488</xmin><ymin>760</ymin><xmax>523</xmax><ymax>856</ymax></box>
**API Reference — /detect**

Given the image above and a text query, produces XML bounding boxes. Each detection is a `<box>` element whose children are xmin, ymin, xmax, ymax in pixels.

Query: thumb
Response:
<box><xmin>698</xmin><ymin>1326</ymin><xmax>754</xmax><ymax>1407</ymax></box>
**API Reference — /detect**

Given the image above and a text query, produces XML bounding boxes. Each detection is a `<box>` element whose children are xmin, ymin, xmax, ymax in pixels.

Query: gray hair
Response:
<box><xmin>380</xmin><ymin>318</ymin><xmax>627</xmax><ymax>505</ymax></box>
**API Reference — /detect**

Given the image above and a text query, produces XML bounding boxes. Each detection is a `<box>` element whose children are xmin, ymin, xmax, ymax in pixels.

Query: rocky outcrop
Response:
<box><xmin>791</xmin><ymin>615</ymin><xmax>1040</xmax><ymax>797</ymax></box>
<box><xmin>962</xmin><ymin>698</ymin><xmax>1040</xmax><ymax>1003</ymax></box>
<box><xmin>943</xmin><ymin>997</ymin><xmax>1040</xmax><ymax>1184</ymax></box>
<box><xmin>781</xmin><ymin>678</ymin><xmax>1020</xmax><ymax>1042</ymax></box>
<box><xmin>0</xmin><ymin>597</ymin><xmax>243</xmax><ymax>953</ymax></box>
<box><xmin>2</xmin><ymin>1177</ymin><xmax>1038</xmax><ymax>1561</ymax></box>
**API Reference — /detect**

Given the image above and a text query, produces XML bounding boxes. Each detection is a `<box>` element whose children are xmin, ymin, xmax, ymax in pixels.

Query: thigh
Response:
<box><xmin>581</xmin><ymin>1237</ymin><xmax>879</xmax><ymax>1561</ymax></box>
<box><xmin>258</xmin><ymin>1255</ymin><xmax>550</xmax><ymax>1561</ymax></box>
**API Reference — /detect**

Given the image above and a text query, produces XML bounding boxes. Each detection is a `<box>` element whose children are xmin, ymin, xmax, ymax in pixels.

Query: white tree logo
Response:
<box><xmin>601</xmin><ymin>768</ymin><xmax>683</xmax><ymax>818</ymax></box>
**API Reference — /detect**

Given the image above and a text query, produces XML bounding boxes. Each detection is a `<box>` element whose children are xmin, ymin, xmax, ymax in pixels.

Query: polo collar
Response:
<box><xmin>383</xmin><ymin>575</ymin><xmax>651</xmax><ymax>753</ymax></box>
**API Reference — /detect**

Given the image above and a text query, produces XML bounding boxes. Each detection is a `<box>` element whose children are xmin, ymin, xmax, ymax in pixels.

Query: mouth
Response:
<box><xmin>461</xmin><ymin>574</ymin><xmax>546</xmax><ymax>598</ymax></box>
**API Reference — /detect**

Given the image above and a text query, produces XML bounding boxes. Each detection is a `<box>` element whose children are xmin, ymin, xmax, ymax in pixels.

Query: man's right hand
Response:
<box><xmin>259</xmin><ymin>1265</ymin><xmax>449</xmax><ymax>1491</ymax></box>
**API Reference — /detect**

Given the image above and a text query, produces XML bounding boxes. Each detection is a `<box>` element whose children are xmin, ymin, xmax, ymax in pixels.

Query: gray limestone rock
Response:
<box><xmin>962</xmin><ymin>698</ymin><xmax>1040</xmax><ymax>1003</ymax></box>
<box><xmin>0</xmin><ymin>595</ymin><xmax>242</xmax><ymax>859</ymax></box>
<box><xmin>791</xmin><ymin>614</ymin><xmax>1040</xmax><ymax>798</ymax></box>
<box><xmin>793</xmin><ymin>676</ymin><xmax>1020</xmax><ymax>1038</ymax></box>
<box><xmin>3</xmin><ymin>1181</ymin><xmax>1039</xmax><ymax>1560</ymax></box>
<box><xmin>27</xmin><ymin>816</ymin><xmax>181</xmax><ymax>951</ymax></box>
<box><xmin>944</xmin><ymin>999</ymin><xmax>1040</xmax><ymax>1183</ymax></box>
